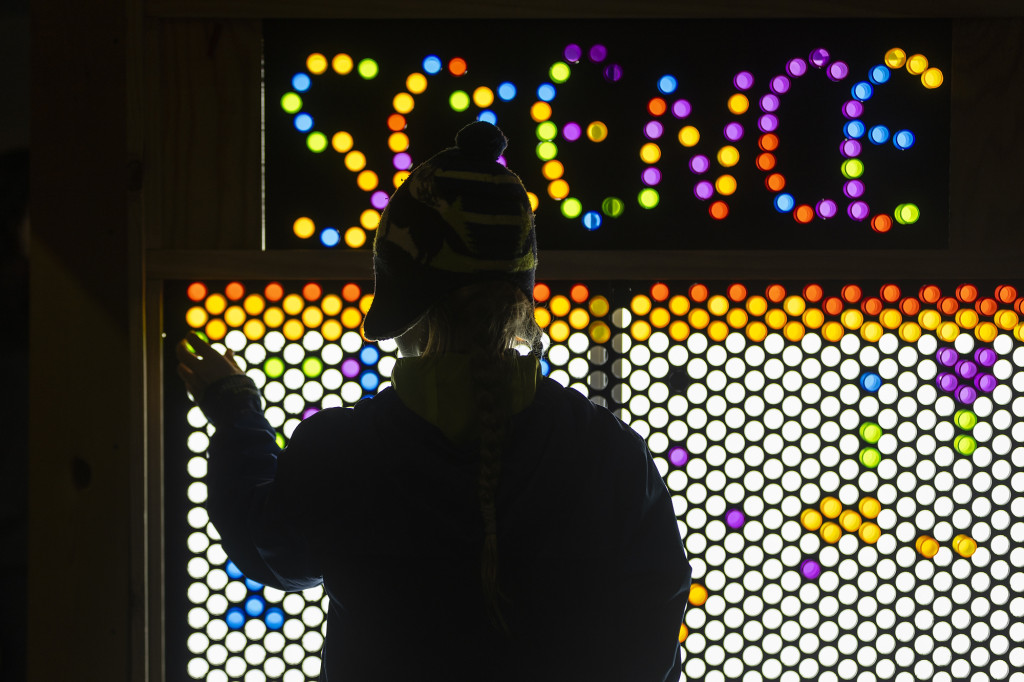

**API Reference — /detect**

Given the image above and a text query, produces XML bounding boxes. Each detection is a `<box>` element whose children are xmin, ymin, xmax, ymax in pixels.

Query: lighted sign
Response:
<box><xmin>265</xmin><ymin>19</ymin><xmax>951</xmax><ymax>250</ymax></box>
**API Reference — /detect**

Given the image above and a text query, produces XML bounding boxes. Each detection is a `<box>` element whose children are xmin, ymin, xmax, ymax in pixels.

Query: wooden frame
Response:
<box><xmin>28</xmin><ymin>2</ymin><xmax>1024</xmax><ymax>680</ymax></box>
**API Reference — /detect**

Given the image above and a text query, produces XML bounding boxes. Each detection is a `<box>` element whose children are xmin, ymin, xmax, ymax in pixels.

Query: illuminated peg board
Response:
<box><xmin>264</xmin><ymin>19</ymin><xmax>951</xmax><ymax>251</ymax></box>
<box><xmin>165</xmin><ymin>279</ymin><xmax>1023</xmax><ymax>682</ymax></box>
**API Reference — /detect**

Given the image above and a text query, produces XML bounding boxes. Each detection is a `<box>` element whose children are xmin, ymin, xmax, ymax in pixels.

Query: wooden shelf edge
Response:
<box><xmin>144</xmin><ymin>0</ymin><xmax>1024</xmax><ymax>19</ymax></box>
<box><xmin>146</xmin><ymin>249</ymin><xmax>1021</xmax><ymax>281</ymax></box>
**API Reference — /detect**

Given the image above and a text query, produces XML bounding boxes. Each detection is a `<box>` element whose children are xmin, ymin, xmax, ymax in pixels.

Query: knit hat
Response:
<box><xmin>362</xmin><ymin>121</ymin><xmax>537</xmax><ymax>341</ymax></box>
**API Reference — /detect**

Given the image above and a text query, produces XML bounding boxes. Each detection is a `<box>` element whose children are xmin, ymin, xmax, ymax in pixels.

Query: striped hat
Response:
<box><xmin>362</xmin><ymin>121</ymin><xmax>537</xmax><ymax>341</ymax></box>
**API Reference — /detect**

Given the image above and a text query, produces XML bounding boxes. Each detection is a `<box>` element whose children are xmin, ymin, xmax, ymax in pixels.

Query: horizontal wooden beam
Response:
<box><xmin>147</xmin><ymin>249</ymin><xmax>1021</xmax><ymax>281</ymax></box>
<box><xmin>144</xmin><ymin>0</ymin><xmax>1024</xmax><ymax>19</ymax></box>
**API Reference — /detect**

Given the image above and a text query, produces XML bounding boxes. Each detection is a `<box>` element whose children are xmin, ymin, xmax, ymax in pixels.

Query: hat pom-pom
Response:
<box><xmin>455</xmin><ymin>121</ymin><xmax>508</xmax><ymax>162</ymax></box>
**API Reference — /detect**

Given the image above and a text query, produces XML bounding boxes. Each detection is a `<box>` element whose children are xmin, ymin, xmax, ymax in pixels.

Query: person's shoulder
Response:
<box><xmin>290</xmin><ymin>388</ymin><xmax>397</xmax><ymax>437</ymax></box>
<box><xmin>283</xmin><ymin>390</ymin><xmax>403</xmax><ymax>475</ymax></box>
<box><xmin>286</xmin><ymin>406</ymin><xmax>353</xmax><ymax>446</ymax></box>
<box><xmin>534</xmin><ymin>378</ymin><xmax>646</xmax><ymax>450</ymax></box>
<box><xmin>534</xmin><ymin>376</ymin><xmax>594</xmax><ymax>419</ymax></box>
<box><xmin>532</xmin><ymin>379</ymin><xmax>654</xmax><ymax>515</ymax></box>
<box><xmin>536</xmin><ymin>376</ymin><xmax>599</xmax><ymax>409</ymax></box>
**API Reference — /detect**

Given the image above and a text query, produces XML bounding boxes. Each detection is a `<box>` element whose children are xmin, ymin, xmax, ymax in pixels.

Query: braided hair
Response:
<box><xmin>422</xmin><ymin>280</ymin><xmax>543</xmax><ymax>634</ymax></box>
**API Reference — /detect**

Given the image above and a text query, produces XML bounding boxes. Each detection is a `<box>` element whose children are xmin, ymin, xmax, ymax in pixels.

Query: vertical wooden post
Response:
<box><xmin>155</xmin><ymin>20</ymin><xmax>263</xmax><ymax>250</ymax></box>
<box><xmin>28</xmin><ymin>0</ymin><xmax>147</xmax><ymax>679</ymax></box>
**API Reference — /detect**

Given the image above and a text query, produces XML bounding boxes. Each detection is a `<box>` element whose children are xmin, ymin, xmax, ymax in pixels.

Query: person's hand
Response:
<box><xmin>176</xmin><ymin>332</ymin><xmax>243</xmax><ymax>401</ymax></box>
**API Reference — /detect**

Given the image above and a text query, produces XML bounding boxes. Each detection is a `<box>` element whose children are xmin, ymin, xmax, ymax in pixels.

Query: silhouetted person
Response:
<box><xmin>178</xmin><ymin>123</ymin><xmax>689</xmax><ymax>680</ymax></box>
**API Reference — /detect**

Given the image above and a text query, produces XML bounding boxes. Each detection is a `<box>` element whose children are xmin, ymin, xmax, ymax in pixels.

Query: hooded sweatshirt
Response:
<box><xmin>199</xmin><ymin>357</ymin><xmax>690</xmax><ymax>681</ymax></box>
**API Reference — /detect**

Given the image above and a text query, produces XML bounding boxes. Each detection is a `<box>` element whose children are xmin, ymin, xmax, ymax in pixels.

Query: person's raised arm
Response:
<box><xmin>177</xmin><ymin>333</ymin><xmax>322</xmax><ymax>591</ymax></box>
